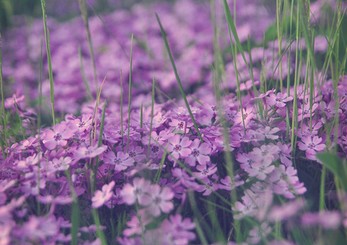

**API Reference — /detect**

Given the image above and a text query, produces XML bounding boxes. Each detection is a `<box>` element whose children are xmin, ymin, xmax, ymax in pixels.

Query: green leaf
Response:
<box><xmin>316</xmin><ymin>152</ymin><xmax>347</xmax><ymax>190</ymax></box>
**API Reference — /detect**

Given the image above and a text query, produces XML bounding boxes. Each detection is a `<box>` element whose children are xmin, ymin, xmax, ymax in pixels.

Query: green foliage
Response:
<box><xmin>317</xmin><ymin>152</ymin><xmax>347</xmax><ymax>190</ymax></box>
<box><xmin>0</xmin><ymin>0</ymin><xmax>13</xmax><ymax>32</ymax></box>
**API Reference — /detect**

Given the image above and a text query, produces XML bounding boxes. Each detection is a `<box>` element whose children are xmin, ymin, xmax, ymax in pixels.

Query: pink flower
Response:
<box><xmin>298</xmin><ymin>135</ymin><xmax>325</xmax><ymax>160</ymax></box>
<box><xmin>120</xmin><ymin>178</ymin><xmax>151</xmax><ymax>206</ymax></box>
<box><xmin>266</xmin><ymin>92</ymin><xmax>293</xmax><ymax>108</ymax></box>
<box><xmin>104</xmin><ymin>151</ymin><xmax>135</xmax><ymax>172</ymax></box>
<box><xmin>167</xmin><ymin>135</ymin><xmax>192</xmax><ymax>160</ymax></box>
<box><xmin>92</xmin><ymin>181</ymin><xmax>115</xmax><ymax>208</ymax></box>
<box><xmin>42</xmin><ymin>123</ymin><xmax>75</xmax><ymax>150</ymax></box>
<box><xmin>19</xmin><ymin>215</ymin><xmax>59</xmax><ymax>241</ymax></box>
<box><xmin>74</xmin><ymin>145</ymin><xmax>107</xmax><ymax>160</ymax></box>
<box><xmin>302</xmin><ymin>211</ymin><xmax>341</xmax><ymax>229</ymax></box>
<box><xmin>146</xmin><ymin>185</ymin><xmax>174</xmax><ymax>216</ymax></box>
<box><xmin>50</xmin><ymin>157</ymin><xmax>72</xmax><ymax>172</ymax></box>
<box><xmin>4</xmin><ymin>94</ymin><xmax>25</xmax><ymax>109</ymax></box>
<box><xmin>235</xmin><ymin>107</ymin><xmax>254</xmax><ymax>126</ymax></box>
<box><xmin>297</xmin><ymin>103</ymin><xmax>318</xmax><ymax>122</ymax></box>
<box><xmin>185</xmin><ymin>139</ymin><xmax>211</xmax><ymax>166</ymax></box>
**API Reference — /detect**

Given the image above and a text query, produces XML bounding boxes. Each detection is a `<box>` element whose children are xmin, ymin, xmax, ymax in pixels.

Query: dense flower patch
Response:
<box><xmin>1</xmin><ymin>0</ymin><xmax>347</xmax><ymax>244</ymax></box>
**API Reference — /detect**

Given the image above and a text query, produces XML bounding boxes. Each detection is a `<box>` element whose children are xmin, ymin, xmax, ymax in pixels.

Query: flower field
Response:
<box><xmin>1</xmin><ymin>0</ymin><xmax>347</xmax><ymax>244</ymax></box>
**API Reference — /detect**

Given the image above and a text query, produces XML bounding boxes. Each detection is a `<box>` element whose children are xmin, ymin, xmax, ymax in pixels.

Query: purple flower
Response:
<box><xmin>142</xmin><ymin>130</ymin><xmax>174</xmax><ymax>146</ymax></box>
<box><xmin>18</xmin><ymin>215</ymin><xmax>59</xmax><ymax>242</ymax></box>
<box><xmin>92</xmin><ymin>181</ymin><xmax>115</xmax><ymax>208</ymax></box>
<box><xmin>268</xmin><ymin>199</ymin><xmax>305</xmax><ymax>222</ymax></box>
<box><xmin>4</xmin><ymin>94</ymin><xmax>25</xmax><ymax>109</ymax></box>
<box><xmin>247</xmin><ymin>222</ymin><xmax>272</xmax><ymax>244</ymax></box>
<box><xmin>193</xmin><ymin>165</ymin><xmax>217</xmax><ymax>179</ymax></box>
<box><xmin>269</xmin><ymin>165</ymin><xmax>306</xmax><ymax>198</ymax></box>
<box><xmin>297</xmin><ymin>103</ymin><xmax>318</xmax><ymax>122</ymax></box>
<box><xmin>146</xmin><ymin>185</ymin><xmax>174</xmax><ymax>217</ymax></box>
<box><xmin>169</xmin><ymin>118</ymin><xmax>193</xmax><ymax>133</ymax></box>
<box><xmin>120</xmin><ymin>178</ymin><xmax>151</xmax><ymax>206</ymax></box>
<box><xmin>42</xmin><ymin>123</ymin><xmax>75</xmax><ymax>150</ymax></box>
<box><xmin>74</xmin><ymin>145</ymin><xmax>107</xmax><ymax>160</ymax></box>
<box><xmin>277</xmin><ymin>143</ymin><xmax>292</xmax><ymax>166</ymax></box>
<box><xmin>161</xmin><ymin>214</ymin><xmax>196</xmax><ymax>243</ymax></box>
<box><xmin>185</xmin><ymin>139</ymin><xmax>211</xmax><ymax>166</ymax></box>
<box><xmin>103</xmin><ymin>151</ymin><xmax>135</xmax><ymax>172</ymax></box>
<box><xmin>266</xmin><ymin>92</ymin><xmax>293</xmax><ymax>108</ymax></box>
<box><xmin>256</xmin><ymin>126</ymin><xmax>281</xmax><ymax>141</ymax></box>
<box><xmin>302</xmin><ymin>211</ymin><xmax>341</xmax><ymax>229</ymax></box>
<box><xmin>298</xmin><ymin>135</ymin><xmax>325</xmax><ymax>160</ymax></box>
<box><xmin>167</xmin><ymin>135</ymin><xmax>192</xmax><ymax>160</ymax></box>
<box><xmin>37</xmin><ymin>195</ymin><xmax>73</xmax><ymax>205</ymax></box>
<box><xmin>219</xmin><ymin>175</ymin><xmax>244</xmax><ymax>191</ymax></box>
<box><xmin>50</xmin><ymin>156</ymin><xmax>72</xmax><ymax>172</ymax></box>
<box><xmin>235</xmin><ymin>107</ymin><xmax>254</xmax><ymax>126</ymax></box>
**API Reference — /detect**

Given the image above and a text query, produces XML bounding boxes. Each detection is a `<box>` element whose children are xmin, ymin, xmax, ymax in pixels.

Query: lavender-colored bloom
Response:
<box><xmin>167</xmin><ymin>135</ymin><xmax>192</xmax><ymax>160</ymax></box>
<box><xmin>297</xmin><ymin>103</ymin><xmax>318</xmax><ymax>122</ymax></box>
<box><xmin>146</xmin><ymin>185</ymin><xmax>174</xmax><ymax>217</ymax></box>
<box><xmin>120</xmin><ymin>178</ymin><xmax>151</xmax><ymax>206</ymax></box>
<box><xmin>268</xmin><ymin>199</ymin><xmax>305</xmax><ymax>222</ymax></box>
<box><xmin>298</xmin><ymin>135</ymin><xmax>325</xmax><ymax>160</ymax></box>
<box><xmin>246</xmin><ymin>223</ymin><xmax>272</xmax><ymax>244</ymax></box>
<box><xmin>161</xmin><ymin>214</ymin><xmax>196</xmax><ymax>242</ymax></box>
<box><xmin>4</xmin><ymin>94</ymin><xmax>25</xmax><ymax>109</ymax></box>
<box><xmin>185</xmin><ymin>139</ymin><xmax>211</xmax><ymax>166</ymax></box>
<box><xmin>219</xmin><ymin>175</ymin><xmax>244</xmax><ymax>191</ymax></box>
<box><xmin>37</xmin><ymin>195</ymin><xmax>73</xmax><ymax>206</ymax></box>
<box><xmin>257</xmin><ymin>126</ymin><xmax>281</xmax><ymax>141</ymax></box>
<box><xmin>302</xmin><ymin>211</ymin><xmax>341</xmax><ymax>229</ymax></box>
<box><xmin>266</xmin><ymin>92</ymin><xmax>293</xmax><ymax>108</ymax></box>
<box><xmin>103</xmin><ymin>151</ymin><xmax>135</xmax><ymax>172</ymax></box>
<box><xmin>92</xmin><ymin>181</ymin><xmax>115</xmax><ymax>208</ymax></box>
<box><xmin>18</xmin><ymin>215</ymin><xmax>59</xmax><ymax>242</ymax></box>
<box><xmin>74</xmin><ymin>145</ymin><xmax>107</xmax><ymax>160</ymax></box>
<box><xmin>42</xmin><ymin>127</ymin><xmax>73</xmax><ymax>150</ymax></box>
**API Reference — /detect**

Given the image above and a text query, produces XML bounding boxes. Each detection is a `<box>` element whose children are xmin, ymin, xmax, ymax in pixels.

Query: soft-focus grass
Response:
<box><xmin>40</xmin><ymin>0</ymin><xmax>56</xmax><ymax>125</ymax></box>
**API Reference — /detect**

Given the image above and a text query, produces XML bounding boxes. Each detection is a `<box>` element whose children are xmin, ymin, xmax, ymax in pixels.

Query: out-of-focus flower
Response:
<box><xmin>92</xmin><ymin>181</ymin><xmax>115</xmax><ymax>208</ymax></box>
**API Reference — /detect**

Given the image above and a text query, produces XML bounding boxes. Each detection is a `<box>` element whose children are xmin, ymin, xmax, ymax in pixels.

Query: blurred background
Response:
<box><xmin>0</xmin><ymin>0</ymin><xmax>179</xmax><ymax>32</ymax></box>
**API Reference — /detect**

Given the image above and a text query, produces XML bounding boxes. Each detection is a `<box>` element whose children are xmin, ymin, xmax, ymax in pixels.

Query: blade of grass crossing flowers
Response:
<box><xmin>188</xmin><ymin>192</ymin><xmax>212</xmax><ymax>244</ymax></box>
<box><xmin>223</xmin><ymin>0</ymin><xmax>247</xmax><ymax>131</ymax></box>
<box><xmin>126</xmin><ymin>35</ymin><xmax>134</xmax><ymax>151</ymax></box>
<box><xmin>120</xmin><ymin>70</ymin><xmax>124</xmax><ymax>148</ymax></box>
<box><xmin>79</xmin><ymin>47</ymin><xmax>93</xmax><ymax>101</ymax></box>
<box><xmin>40</xmin><ymin>0</ymin><xmax>55</xmax><ymax>125</ymax></box>
<box><xmin>90</xmin><ymin>102</ymin><xmax>107</xmax><ymax>245</ymax></box>
<box><xmin>147</xmin><ymin>79</ymin><xmax>155</xmax><ymax>158</ymax></box>
<box><xmin>78</xmin><ymin>0</ymin><xmax>98</xmax><ymax>87</ymax></box>
<box><xmin>0</xmin><ymin>34</ymin><xmax>7</xmax><ymax>154</ymax></box>
<box><xmin>155</xmin><ymin>13</ymin><xmax>203</xmax><ymax>142</ymax></box>
<box><xmin>209</xmin><ymin>7</ymin><xmax>241</xmax><ymax>236</ymax></box>
<box><xmin>290</xmin><ymin>3</ymin><xmax>301</xmax><ymax>152</ymax></box>
<box><xmin>93</xmin><ymin>101</ymin><xmax>107</xmax><ymax>181</ymax></box>
<box><xmin>222</xmin><ymin>0</ymin><xmax>248</xmax><ymax>66</ymax></box>
<box><xmin>194</xmin><ymin>217</ymin><xmax>209</xmax><ymax>245</ymax></box>
<box><xmin>92</xmin><ymin>208</ymin><xmax>107</xmax><ymax>245</ymax></box>
<box><xmin>65</xmin><ymin>169</ymin><xmax>80</xmax><ymax>245</ymax></box>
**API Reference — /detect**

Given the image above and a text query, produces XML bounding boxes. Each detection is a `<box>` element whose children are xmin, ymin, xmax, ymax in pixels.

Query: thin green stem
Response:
<box><xmin>156</xmin><ymin>13</ymin><xmax>203</xmax><ymax>142</ymax></box>
<box><xmin>40</xmin><ymin>0</ymin><xmax>55</xmax><ymax>125</ymax></box>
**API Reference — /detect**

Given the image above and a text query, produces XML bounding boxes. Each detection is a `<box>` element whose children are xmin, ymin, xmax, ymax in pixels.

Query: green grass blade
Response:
<box><xmin>79</xmin><ymin>47</ymin><xmax>93</xmax><ymax>101</ymax></box>
<box><xmin>40</xmin><ymin>0</ymin><xmax>55</xmax><ymax>125</ymax></box>
<box><xmin>155</xmin><ymin>13</ymin><xmax>203</xmax><ymax>142</ymax></box>
<box><xmin>147</xmin><ymin>78</ymin><xmax>155</xmax><ymax>158</ymax></box>
<box><xmin>0</xmin><ymin>34</ymin><xmax>7</xmax><ymax>154</ymax></box>
<box><xmin>78</xmin><ymin>0</ymin><xmax>98</xmax><ymax>86</ymax></box>
<box><xmin>126</xmin><ymin>34</ymin><xmax>134</xmax><ymax>151</ymax></box>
